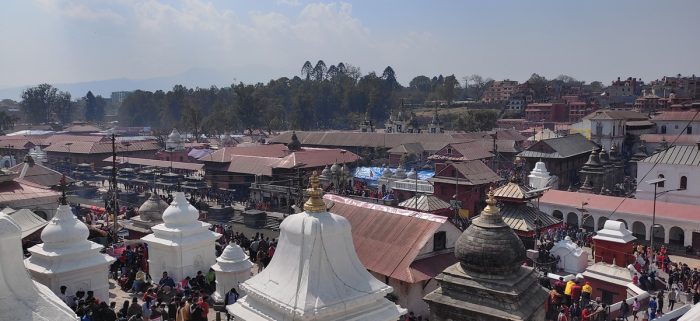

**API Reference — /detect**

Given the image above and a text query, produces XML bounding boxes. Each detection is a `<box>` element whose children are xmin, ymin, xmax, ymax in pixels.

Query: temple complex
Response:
<box><xmin>228</xmin><ymin>172</ymin><xmax>405</xmax><ymax>321</ymax></box>
<box><xmin>0</xmin><ymin>212</ymin><xmax>78</xmax><ymax>321</ymax></box>
<box><xmin>24</xmin><ymin>188</ymin><xmax>115</xmax><ymax>302</ymax></box>
<box><xmin>141</xmin><ymin>191</ymin><xmax>220</xmax><ymax>281</ymax></box>
<box><xmin>423</xmin><ymin>188</ymin><xmax>548</xmax><ymax>321</ymax></box>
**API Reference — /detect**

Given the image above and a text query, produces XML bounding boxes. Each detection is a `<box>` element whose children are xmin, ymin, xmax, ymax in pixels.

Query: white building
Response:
<box><xmin>211</xmin><ymin>242</ymin><xmax>253</xmax><ymax>304</ymax></box>
<box><xmin>539</xmin><ymin>190</ymin><xmax>699</xmax><ymax>248</ymax></box>
<box><xmin>228</xmin><ymin>174</ymin><xmax>405</xmax><ymax>321</ymax></box>
<box><xmin>636</xmin><ymin>145</ymin><xmax>700</xmax><ymax>205</ymax></box>
<box><xmin>585</xmin><ymin>109</ymin><xmax>649</xmax><ymax>150</ymax></box>
<box><xmin>651</xmin><ymin>111</ymin><xmax>700</xmax><ymax>135</ymax></box>
<box><xmin>527</xmin><ymin>160</ymin><xmax>559</xmax><ymax>190</ymax></box>
<box><xmin>25</xmin><ymin>200</ymin><xmax>115</xmax><ymax>302</ymax></box>
<box><xmin>0</xmin><ymin>212</ymin><xmax>78</xmax><ymax>321</ymax></box>
<box><xmin>141</xmin><ymin>192</ymin><xmax>220</xmax><ymax>282</ymax></box>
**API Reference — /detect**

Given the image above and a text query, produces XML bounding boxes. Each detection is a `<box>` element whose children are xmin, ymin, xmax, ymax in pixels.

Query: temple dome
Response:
<box><xmin>168</xmin><ymin>128</ymin><xmax>182</xmax><ymax>142</ymax></box>
<box><xmin>454</xmin><ymin>188</ymin><xmax>526</xmax><ymax>276</ymax></box>
<box><xmin>406</xmin><ymin>168</ymin><xmax>417</xmax><ymax>179</ymax></box>
<box><xmin>161</xmin><ymin>192</ymin><xmax>199</xmax><ymax>227</ymax></box>
<box><xmin>213</xmin><ymin>242</ymin><xmax>254</xmax><ymax>271</ymax></box>
<box><xmin>138</xmin><ymin>193</ymin><xmax>168</xmax><ymax>222</ymax></box>
<box><xmin>40</xmin><ymin>204</ymin><xmax>90</xmax><ymax>249</ymax></box>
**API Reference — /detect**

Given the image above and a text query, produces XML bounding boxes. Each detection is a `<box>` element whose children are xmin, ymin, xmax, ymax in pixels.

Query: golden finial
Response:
<box><xmin>304</xmin><ymin>171</ymin><xmax>326</xmax><ymax>212</ymax></box>
<box><xmin>482</xmin><ymin>186</ymin><xmax>499</xmax><ymax>215</ymax></box>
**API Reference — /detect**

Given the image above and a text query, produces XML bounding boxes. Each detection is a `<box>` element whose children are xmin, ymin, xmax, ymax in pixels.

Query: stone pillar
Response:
<box><xmin>684</xmin><ymin>229</ymin><xmax>693</xmax><ymax>247</ymax></box>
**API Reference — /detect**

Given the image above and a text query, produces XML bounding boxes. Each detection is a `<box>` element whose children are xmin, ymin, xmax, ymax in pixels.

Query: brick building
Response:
<box><xmin>525</xmin><ymin>103</ymin><xmax>569</xmax><ymax>122</ymax></box>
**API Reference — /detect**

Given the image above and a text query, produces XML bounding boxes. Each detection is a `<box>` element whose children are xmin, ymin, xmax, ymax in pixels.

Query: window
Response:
<box><xmin>661</xmin><ymin>125</ymin><xmax>667</xmax><ymax>134</ymax></box>
<box><xmin>681</xmin><ymin>176</ymin><xmax>688</xmax><ymax>190</ymax></box>
<box><xmin>687</xmin><ymin>127</ymin><xmax>693</xmax><ymax>135</ymax></box>
<box><xmin>433</xmin><ymin>231</ymin><xmax>447</xmax><ymax>251</ymax></box>
<box><xmin>658</xmin><ymin>174</ymin><xmax>665</xmax><ymax>188</ymax></box>
<box><xmin>447</xmin><ymin>148</ymin><xmax>452</xmax><ymax>155</ymax></box>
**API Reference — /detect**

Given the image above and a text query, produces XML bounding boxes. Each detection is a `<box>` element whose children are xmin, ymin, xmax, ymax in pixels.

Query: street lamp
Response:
<box><xmin>647</xmin><ymin>177</ymin><xmax>666</xmax><ymax>252</ymax></box>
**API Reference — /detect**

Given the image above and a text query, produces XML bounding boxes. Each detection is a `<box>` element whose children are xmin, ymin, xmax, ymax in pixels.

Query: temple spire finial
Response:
<box><xmin>483</xmin><ymin>186</ymin><xmax>499</xmax><ymax>215</ymax></box>
<box><xmin>304</xmin><ymin>171</ymin><xmax>326</xmax><ymax>212</ymax></box>
<box><xmin>59</xmin><ymin>174</ymin><xmax>68</xmax><ymax>205</ymax></box>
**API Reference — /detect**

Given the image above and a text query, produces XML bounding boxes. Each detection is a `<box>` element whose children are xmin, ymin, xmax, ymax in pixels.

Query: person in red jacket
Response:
<box><xmin>570</xmin><ymin>281</ymin><xmax>583</xmax><ymax>304</ymax></box>
<box><xmin>581</xmin><ymin>307</ymin><xmax>591</xmax><ymax>321</ymax></box>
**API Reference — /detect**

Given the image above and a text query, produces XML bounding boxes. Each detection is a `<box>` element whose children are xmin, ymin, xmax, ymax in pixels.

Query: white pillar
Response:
<box><xmin>212</xmin><ymin>243</ymin><xmax>254</xmax><ymax>304</ymax></box>
<box><xmin>684</xmin><ymin>229</ymin><xmax>693</xmax><ymax>247</ymax></box>
<box><xmin>664</xmin><ymin>226</ymin><xmax>670</xmax><ymax>244</ymax></box>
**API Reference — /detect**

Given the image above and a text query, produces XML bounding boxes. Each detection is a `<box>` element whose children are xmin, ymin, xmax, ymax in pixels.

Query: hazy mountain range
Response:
<box><xmin>0</xmin><ymin>66</ymin><xmax>284</xmax><ymax>101</ymax></box>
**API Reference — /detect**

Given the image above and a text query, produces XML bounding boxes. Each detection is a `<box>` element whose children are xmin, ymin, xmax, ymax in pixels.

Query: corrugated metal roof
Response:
<box><xmin>9</xmin><ymin>161</ymin><xmax>75</xmax><ymax>187</ymax></box>
<box><xmin>639</xmin><ymin>145</ymin><xmax>700</xmax><ymax>166</ymax></box>
<box><xmin>324</xmin><ymin>194</ymin><xmax>448</xmax><ymax>283</ymax></box>
<box><xmin>518</xmin><ymin>134</ymin><xmax>596</xmax><ymax>159</ymax></box>
<box><xmin>640</xmin><ymin>134</ymin><xmax>700</xmax><ymax>144</ymax></box>
<box><xmin>269</xmin><ymin>131</ymin><xmax>464</xmax><ymax>149</ymax></box>
<box><xmin>431</xmin><ymin>160</ymin><xmax>501</xmax><ymax>186</ymax></box>
<box><xmin>498</xmin><ymin>204</ymin><xmax>560</xmax><ymax>233</ymax></box>
<box><xmin>584</xmin><ymin>109</ymin><xmax>648</xmax><ymax>120</ymax></box>
<box><xmin>398</xmin><ymin>195</ymin><xmax>451</xmax><ymax>212</ymax></box>
<box><xmin>44</xmin><ymin>140</ymin><xmax>159</xmax><ymax>154</ymax></box>
<box><xmin>8</xmin><ymin>208</ymin><xmax>47</xmax><ymax>238</ymax></box>
<box><xmin>429</xmin><ymin>141</ymin><xmax>493</xmax><ymax>161</ymax></box>
<box><xmin>493</xmin><ymin>182</ymin><xmax>534</xmax><ymax>200</ymax></box>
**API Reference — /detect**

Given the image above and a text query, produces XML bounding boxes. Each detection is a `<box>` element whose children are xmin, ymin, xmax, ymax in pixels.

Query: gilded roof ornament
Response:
<box><xmin>304</xmin><ymin>171</ymin><xmax>326</xmax><ymax>212</ymax></box>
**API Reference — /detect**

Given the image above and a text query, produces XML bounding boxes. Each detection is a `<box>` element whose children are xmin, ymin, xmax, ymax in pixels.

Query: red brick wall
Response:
<box><xmin>593</xmin><ymin>239</ymin><xmax>635</xmax><ymax>267</ymax></box>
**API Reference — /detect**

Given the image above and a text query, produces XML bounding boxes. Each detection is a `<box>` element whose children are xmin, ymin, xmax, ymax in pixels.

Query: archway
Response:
<box><xmin>632</xmin><ymin>221</ymin><xmax>646</xmax><ymax>240</ymax></box>
<box><xmin>669</xmin><ymin>227</ymin><xmax>685</xmax><ymax>246</ymax></box>
<box><xmin>598</xmin><ymin>216</ymin><xmax>608</xmax><ymax>230</ymax></box>
<box><xmin>566</xmin><ymin>212</ymin><xmax>579</xmax><ymax>227</ymax></box>
<box><xmin>34</xmin><ymin>211</ymin><xmax>48</xmax><ymax>220</ymax></box>
<box><xmin>553</xmin><ymin>210</ymin><xmax>564</xmax><ymax>220</ymax></box>
<box><xmin>616</xmin><ymin>219</ymin><xmax>628</xmax><ymax>229</ymax></box>
<box><xmin>582</xmin><ymin>215</ymin><xmax>595</xmax><ymax>232</ymax></box>
<box><xmin>652</xmin><ymin>225</ymin><xmax>665</xmax><ymax>244</ymax></box>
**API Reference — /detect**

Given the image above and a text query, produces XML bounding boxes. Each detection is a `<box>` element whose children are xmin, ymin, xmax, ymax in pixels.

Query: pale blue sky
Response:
<box><xmin>1</xmin><ymin>0</ymin><xmax>698</xmax><ymax>89</ymax></box>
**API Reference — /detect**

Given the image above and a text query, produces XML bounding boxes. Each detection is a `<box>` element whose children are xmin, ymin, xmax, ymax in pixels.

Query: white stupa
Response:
<box><xmin>141</xmin><ymin>192</ymin><xmax>220</xmax><ymax>282</ymax></box>
<box><xmin>0</xmin><ymin>212</ymin><xmax>78</xmax><ymax>321</ymax></box>
<box><xmin>528</xmin><ymin>160</ymin><xmax>558</xmax><ymax>189</ymax></box>
<box><xmin>549</xmin><ymin>236</ymin><xmax>588</xmax><ymax>274</ymax></box>
<box><xmin>28</xmin><ymin>146</ymin><xmax>48</xmax><ymax>164</ymax></box>
<box><xmin>228</xmin><ymin>172</ymin><xmax>406</xmax><ymax>321</ymax></box>
<box><xmin>166</xmin><ymin>128</ymin><xmax>185</xmax><ymax>151</ymax></box>
<box><xmin>211</xmin><ymin>242</ymin><xmax>254</xmax><ymax>303</ymax></box>
<box><xmin>25</xmin><ymin>192</ymin><xmax>115</xmax><ymax>303</ymax></box>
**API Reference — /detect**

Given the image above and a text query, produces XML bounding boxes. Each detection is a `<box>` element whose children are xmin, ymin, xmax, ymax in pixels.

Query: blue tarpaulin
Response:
<box><xmin>353</xmin><ymin>167</ymin><xmax>434</xmax><ymax>186</ymax></box>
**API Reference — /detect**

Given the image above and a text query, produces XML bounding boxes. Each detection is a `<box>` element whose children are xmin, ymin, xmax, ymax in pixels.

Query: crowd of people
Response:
<box><xmin>544</xmin><ymin>275</ymin><xmax>609</xmax><ymax>321</ymax></box>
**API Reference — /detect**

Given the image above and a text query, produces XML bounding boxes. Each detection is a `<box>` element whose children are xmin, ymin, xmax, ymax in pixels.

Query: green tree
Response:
<box><xmin>20</xmin><ymin>84</ymin><xmax>72</xmax><ymax>124</ymax></box>
<box><xmin>85</xmin><ymin>91</ymin><xmax>96</xmax><ymax>121</ymax></box>
<box><xmin>456</xmin><ymin>109</ymin><xmax>499</xmax><ymax>132</ymax></box>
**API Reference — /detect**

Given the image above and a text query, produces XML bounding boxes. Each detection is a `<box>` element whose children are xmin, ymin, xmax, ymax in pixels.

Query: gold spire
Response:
<box><xmin>482</xmin><ymin>186</ymin><xmax>499</xmax><ymax>215</ymax></box>
<box><xmin>304</xmin><ymin>171</ymin><xmax>326</xmax><ymax>212</ymax></box>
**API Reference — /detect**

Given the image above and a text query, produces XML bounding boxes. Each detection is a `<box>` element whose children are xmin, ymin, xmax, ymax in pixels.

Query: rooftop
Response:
<box><xmin>639</xmin><ymin>145</ymin><xmax>700</xmax><ymax>166</ymax></box>
<box><xmin>518</xmin><ymin>133</ymin><xmax>596</xmax><ymax>159</ymax></box>
<box><xmin>584</xmin><ymin>109</ymin><xmax>648</xmax><ymax>121</ymax></box>
<box><xmin>431</xmin><ymin>160</ymin><xmax>502</xmax><ymax>186</ymax></box>
<box><xmin>540</xmin><ymin>189</ymin><xmax>700</xmax><ymax>222</ymax></box>
<box><xmin>324</xmin><ymin>194</ymin><xmax>456</xmax><ymax>283</ymax></box>
<box><xmin>651</xmin><ymin>110</ymin><xmax>700</xmax><ymax>122</ymax></box>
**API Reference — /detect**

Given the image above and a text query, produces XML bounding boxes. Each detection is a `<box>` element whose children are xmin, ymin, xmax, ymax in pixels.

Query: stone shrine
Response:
<box><xmin>0</xmin><ymin>212</ymin><xmax>78</xmax><ymax>321</ymax></box>
<box><xmin>25</xmin><ymin>192</ymin><xmax>115</xmax><ymax>302</ymax></box>
<box><xmin>122</xmin><ymin>192</ymin><xmax>169</xmax><ymax>238</ymax></box>
<box><xmin>228</xmin><ymin>172</ymin><xmax>405</xmax><ymax>321</ymax></box>
<box><xmin>141</xmin><ymin>192</ymin><xmax>220</xmax><ymax>282</ymax></box>
<box><xmin>423</xmin><ymin>188</ymin><xmax>548</xmax><ymax>321</ymax></box>
<box><xmin>211</xmin><ymin>242</ymin><xmax>253</xmax><ymax>303</ymax></box>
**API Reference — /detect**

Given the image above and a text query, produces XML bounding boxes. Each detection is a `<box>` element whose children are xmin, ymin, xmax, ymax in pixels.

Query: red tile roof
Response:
<box><xmin>324</xmin><ymin>194</ymin><xmax>452</xmax><ymax>283</ymax></box>
<box><xmin>0</xmin><ymin>179</ymin><xmax>60</xmax><ymax>204</ymax></box>
<box><xmin>652</xmin><ymin>111</ymin><xmax>700</xmax><ymax>121</ymax></box>
<box><xmin>42</xmin><ymin>134</ymin><xmax>106</xmax><ymax>145</ymax></box>
<box><xmin>540</xmin><ymin>190</ymin><xmax>700</xmax><ymax>222</ymax></box>
<box><xmin>44</xmin><ymin>140</ymin><xmax>159</xmax><ymax>154</ymax></box>
<box><xmin>101</xmin><ymin>157</ymin><xmax>204</xmax><ymax>171</ymax></box>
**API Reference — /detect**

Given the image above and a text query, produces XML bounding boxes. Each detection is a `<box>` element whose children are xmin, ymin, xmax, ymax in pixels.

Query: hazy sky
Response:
<box><xmin>1</xmin><ymin>0</ymin><xmax>699</xmax><ymax>89</ymax></box>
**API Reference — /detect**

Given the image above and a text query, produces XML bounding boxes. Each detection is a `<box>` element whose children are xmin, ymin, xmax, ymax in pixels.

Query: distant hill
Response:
<box><xmin>0</xmin><ymin>65</ymin><xmax>284</xmax><ymax>100</ymax></box>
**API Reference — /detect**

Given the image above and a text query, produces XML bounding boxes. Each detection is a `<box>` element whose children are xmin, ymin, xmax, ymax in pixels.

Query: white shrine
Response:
<box><xmin>24</xmin><ymin>195</ymin><xmax>115</xmax><ymax>303</ymax></box>
<box><xmin>141</xmin><ymin>192</ymin><xmax>220</xmax><ymax>282</ymax></box>
<box><xmin>528</xmin><ymin>160</ymin><xmax>559</xmax><ymax>190</ymax></box>
<box><xmin>166</xmin><ymin>128</ymin><xmax>185</xmax><ymax>151</ymax></box>
<box><xmin>211</xmin><ymin>242</ymin><xmax>253</xmax><ymax>303</ymax></box>
<box><xmin>549</xmin><ymin>236</ymin><xmax>588</xmax><ymax>274</ymax></box>
<box><xmin>228</xmin><ymin>172</ymin><xmax>405</xmax><ymax>321</ymax></box>
<box><xmin>0</xmin><ymin>212</ymin><xmax>78</xmax><ymax>321</ymax></box>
